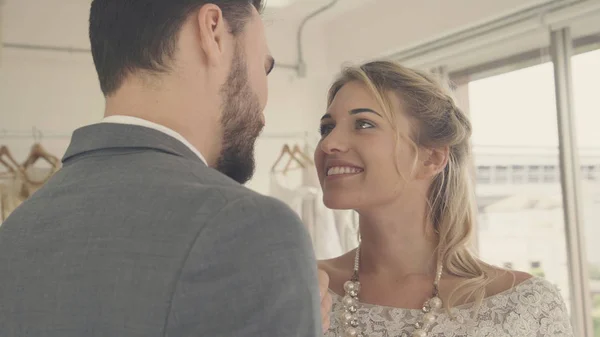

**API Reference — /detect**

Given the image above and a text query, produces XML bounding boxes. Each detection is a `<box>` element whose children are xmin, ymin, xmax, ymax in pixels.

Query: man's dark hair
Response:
<box><xmin>89</xmin><ymin>0</ymin><xmax>264</xmax><ymax>96</ymax></box>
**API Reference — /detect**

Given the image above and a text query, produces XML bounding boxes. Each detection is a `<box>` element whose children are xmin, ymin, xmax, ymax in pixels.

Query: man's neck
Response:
<box><xmin>103</xmin><ymin>82</ymin><xmax>221</xmax><ymax>166</ymax></box>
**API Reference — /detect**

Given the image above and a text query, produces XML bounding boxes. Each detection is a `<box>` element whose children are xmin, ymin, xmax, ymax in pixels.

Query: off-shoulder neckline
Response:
<box><xmin>329</xmin><ymin>276</ymin><xmax>545</xmax><ymax>313</ymax></box>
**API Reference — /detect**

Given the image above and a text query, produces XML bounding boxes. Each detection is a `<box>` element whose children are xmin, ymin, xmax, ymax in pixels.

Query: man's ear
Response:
<box><xmin>416</xmin><ymin>146</ymin><xmax>449</xmax><ymax>180</ymax></box>
<box><xmin>196</xmin><ymin>4</ymin><xmax>229</xmax><ymax>67</ymax></box>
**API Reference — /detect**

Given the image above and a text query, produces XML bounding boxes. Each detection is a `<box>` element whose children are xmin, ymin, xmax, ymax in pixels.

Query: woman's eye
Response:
<box><xmin>319</xmin><ymin>124</ymin><xmax>334</xmax><ymax>136</ymax></box>
<box><xmin>356</xmin><ymin>120</ymin><xmax>375</xmax><ymax>129</ymax></box>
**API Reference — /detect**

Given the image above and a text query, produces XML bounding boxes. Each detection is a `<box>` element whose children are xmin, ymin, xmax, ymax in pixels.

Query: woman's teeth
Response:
<box><xmin>327</xmin><ymin>166</ymin><xmax>363</xmax><ymax>176</ymax></box>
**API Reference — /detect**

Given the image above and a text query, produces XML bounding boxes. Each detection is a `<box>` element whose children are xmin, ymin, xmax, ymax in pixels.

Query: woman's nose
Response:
<box><xmin>319</xmin><ymin>128</ymin><xmax>349</xmax><ymax>154</ymax></box>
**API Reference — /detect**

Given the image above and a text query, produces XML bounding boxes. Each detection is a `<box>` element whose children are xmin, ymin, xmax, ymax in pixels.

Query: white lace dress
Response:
<box><xmin>325</xmin><ymin>277</ymin><xmax>574</xmax><ymax>337</ymax></box>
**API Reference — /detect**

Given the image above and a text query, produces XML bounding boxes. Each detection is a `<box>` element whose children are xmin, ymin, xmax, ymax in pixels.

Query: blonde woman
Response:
<box><xmin>316</xmin><ymin>61</ymin><xmax>574</xmax><ymax>337</ymax></box>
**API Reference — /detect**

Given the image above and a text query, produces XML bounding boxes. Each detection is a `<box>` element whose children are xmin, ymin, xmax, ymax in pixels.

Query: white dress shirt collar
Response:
<box><xmin>101</xmin><ymin>115</ymin><xmax>207</xmax><ymax>165</ymax></box>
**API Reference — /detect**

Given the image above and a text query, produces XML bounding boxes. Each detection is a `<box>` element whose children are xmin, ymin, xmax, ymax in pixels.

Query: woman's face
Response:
<box><xmin>314</xmin><ymin>81</ymin><xmax>419</xmax><ymax>211</ymax></box>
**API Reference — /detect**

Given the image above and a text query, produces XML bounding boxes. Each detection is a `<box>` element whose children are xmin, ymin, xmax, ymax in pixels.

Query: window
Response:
<box><xmin>468</xmin><ymin>61</ymin><xmax>571</xmax><ymax>311</ymax></box>
<box><xmin>477</xmin><ymin>166</ymin><xmax>492</xmax><ymax>184</ymax></box>
<box><xmin>531</xmin><ymin>261</ymin><xmax>546</xmax><ymax>278</ymax></box>
<box><xmin>581</xmin><ymin>165</ymin><xmax>596</xmax><ymax>181</ymax></box>
<box><xmin>572</xmin><ymin>47</ymin><xmax>600</xmax><ymax>336</ymax></box>
<box><xmin>544</xmin><ymin>165</ymin><xmax>557</xmax><ymax>183</ymax></box>
<box><xmin>528</xmin><ymin>165</ymin><xmax>541</xmax><ymax>183</ymax></box>
<box><xmin>512</xmin><ymin>165</ymin><xmax>525</xmax><ymax>184</ymax></box>
<box><xmin>495</xmin><ymin>165</ymin><xmax>508</xmax><ymax>183</ymax></box>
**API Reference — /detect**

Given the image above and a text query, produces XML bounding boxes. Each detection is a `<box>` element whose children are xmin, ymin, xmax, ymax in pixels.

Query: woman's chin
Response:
<box><xmin>322</xmin><ymin>193</ymin><xmax>357</xmax><ymax>210</ymax></box>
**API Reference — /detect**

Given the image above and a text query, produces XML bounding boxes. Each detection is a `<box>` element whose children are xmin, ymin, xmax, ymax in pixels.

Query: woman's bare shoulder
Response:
<box><xmin>484</xmin><ymin>265</ymin><xmax>534</xmax><ymax>296</ymax></box>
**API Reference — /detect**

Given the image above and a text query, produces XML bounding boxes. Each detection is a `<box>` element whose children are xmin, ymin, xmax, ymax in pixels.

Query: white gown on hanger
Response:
<box><xmin>269</xmin><ymin>166</ymin><xmax>344</xmax><ymax>260</ymax></box>
<box><xmin>332</xmin><ymin>209</ymin><xmax>359</xmax><ymax>253</ymax></box>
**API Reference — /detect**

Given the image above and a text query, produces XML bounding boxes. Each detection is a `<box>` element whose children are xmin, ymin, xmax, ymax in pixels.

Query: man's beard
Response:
<box><xmin>215</xmin><ymin>45</ymin><xmax>264</xmax><ymax>184</ymax></box>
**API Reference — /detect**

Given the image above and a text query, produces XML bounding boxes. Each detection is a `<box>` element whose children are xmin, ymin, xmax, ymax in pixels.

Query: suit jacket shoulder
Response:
<box><xmin>165</xmin><ymin>193</ymin><xmax>323</xmax><ymax>337</ymax></box>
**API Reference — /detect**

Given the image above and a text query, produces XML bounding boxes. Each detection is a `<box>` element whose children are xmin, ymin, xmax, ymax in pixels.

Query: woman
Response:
<box><xmin>316</xmin><ymin>61</ymin><xmax>573</xmax><ymax>337</ymax></box>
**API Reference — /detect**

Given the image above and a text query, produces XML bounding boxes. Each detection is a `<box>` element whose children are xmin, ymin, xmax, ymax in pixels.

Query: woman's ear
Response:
<box><xmin>417</xmin><ymin>146</ymin><xmax>449</xmax><ymax>180</ymax></box>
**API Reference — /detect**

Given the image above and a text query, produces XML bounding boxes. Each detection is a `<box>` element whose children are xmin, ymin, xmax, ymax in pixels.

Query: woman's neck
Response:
<box><xmin>357</xmin><ymin>201</ymin><xmax>439</xmax><ymax>279</ymax></box>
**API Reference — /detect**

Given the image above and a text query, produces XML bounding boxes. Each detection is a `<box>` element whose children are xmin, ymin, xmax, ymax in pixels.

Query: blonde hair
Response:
<box><xmin>328</xmin><ymin>60</ymin><xmax>493</xmax><ymax>310</ymax></box>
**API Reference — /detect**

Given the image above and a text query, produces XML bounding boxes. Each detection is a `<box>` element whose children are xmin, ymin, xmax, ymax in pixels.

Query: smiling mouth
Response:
<box><xmin>326</xmin><ymin>166</ymin><xmax>364</xmax><ymax>176</ymax></box>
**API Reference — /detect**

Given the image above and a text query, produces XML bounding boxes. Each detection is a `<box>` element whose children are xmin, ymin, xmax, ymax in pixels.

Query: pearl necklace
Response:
<box><xmin>341</xmin><ymin>245</ymin><xmax>443</xmax><ymax>337</ymax></box>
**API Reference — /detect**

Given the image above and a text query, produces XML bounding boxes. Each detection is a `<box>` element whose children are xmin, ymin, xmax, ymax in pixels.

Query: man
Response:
<box><xmin>0</xmin><ymin>1</ymin><xmax>330</xmax><ymax>336</ymax></box>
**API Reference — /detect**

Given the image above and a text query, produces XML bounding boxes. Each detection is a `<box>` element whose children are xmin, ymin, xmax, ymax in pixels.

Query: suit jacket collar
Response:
<box><xmin>62</xmin><ymin>123</ymin><xmax>207</xmax><ymax>166</ymax></box>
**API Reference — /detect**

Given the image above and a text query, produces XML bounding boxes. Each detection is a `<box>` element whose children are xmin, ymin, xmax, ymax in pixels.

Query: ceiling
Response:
<box><xmin>0</xmin><ymin>0</ymin><xmax>371</xmax><ymax>49</ymax></box>
<box><xmin>265</xmin><ymin>0</ymin><xmax>300</xmax><ymax>8</ymax></box>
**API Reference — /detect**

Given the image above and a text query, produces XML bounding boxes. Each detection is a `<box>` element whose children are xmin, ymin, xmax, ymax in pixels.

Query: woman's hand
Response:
<box><xmin>318</xmin><ymin>268</ymin><xmax>332</xmax><ymax>334</ymax></box>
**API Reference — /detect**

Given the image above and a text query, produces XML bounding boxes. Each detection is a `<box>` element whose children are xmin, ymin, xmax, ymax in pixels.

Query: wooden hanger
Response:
<box><xmin>22</xmin><ymin>143</ymin><xmax>59</xmax><ymax>170</ymax></box>
<box><xmin>271</xmin><ymin>144</ymin><xmax>306</xmax><ymax>174</ymax></box>
<box><xmin>281</xmin><ymin>144</ymin><xmax>312</xmax><ymax>173</ymax></box>
<box><xmin>0</xmin><ymin>145</ymin><xmax>21</xmax><ymax>175</ymax></box>
<box><xmin>0</xmin><ymin>157</ymin><xmax>15</xmax><ymax>176</ymax></box>
<box><xmin>290</xmin><ymin>144</ymin><xmax>314</xmax><ymax>166</ymax></box>
<box><xmin>18</xmin><ymin>143</ymin><xmax>59</xmax><ymax>198</ymax></box>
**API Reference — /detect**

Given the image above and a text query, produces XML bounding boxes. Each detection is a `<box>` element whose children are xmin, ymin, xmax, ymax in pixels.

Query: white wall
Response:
<box><xmin>247</xmin><ymin>8</ymin><xmax>332</xmax><ymax>193</ymax></box>
<box><xmin>0</xmin><ymin>49</ymin><xmax>103</xmax><ymax>161</ymax></box>
<box><xmin>0</xmin><ymin>0</ymin><xmax>331</xmax><ymax>195</ymax></box>
<box><xmin>0</xmin><ymin>0</ymin><xmax>118</xmax><ymax>161</ymax></box>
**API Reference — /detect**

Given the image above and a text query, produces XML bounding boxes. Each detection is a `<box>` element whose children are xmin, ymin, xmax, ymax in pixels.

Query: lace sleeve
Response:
<box><xmin>496</xmin><ymin>277</ymin><xmax>574</xmax><ymax>337</ymax></box>
<box><xmin>533</xmin><ymin>279</ymin><xmax>574</xmax><ymax>337</ymax></box>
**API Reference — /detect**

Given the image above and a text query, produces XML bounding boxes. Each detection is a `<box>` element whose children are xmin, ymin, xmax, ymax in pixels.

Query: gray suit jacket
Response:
<box><xmin>0</xmin><ymin>123</ymin><xmax>322</xmax><ymax>337</ymax></box>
